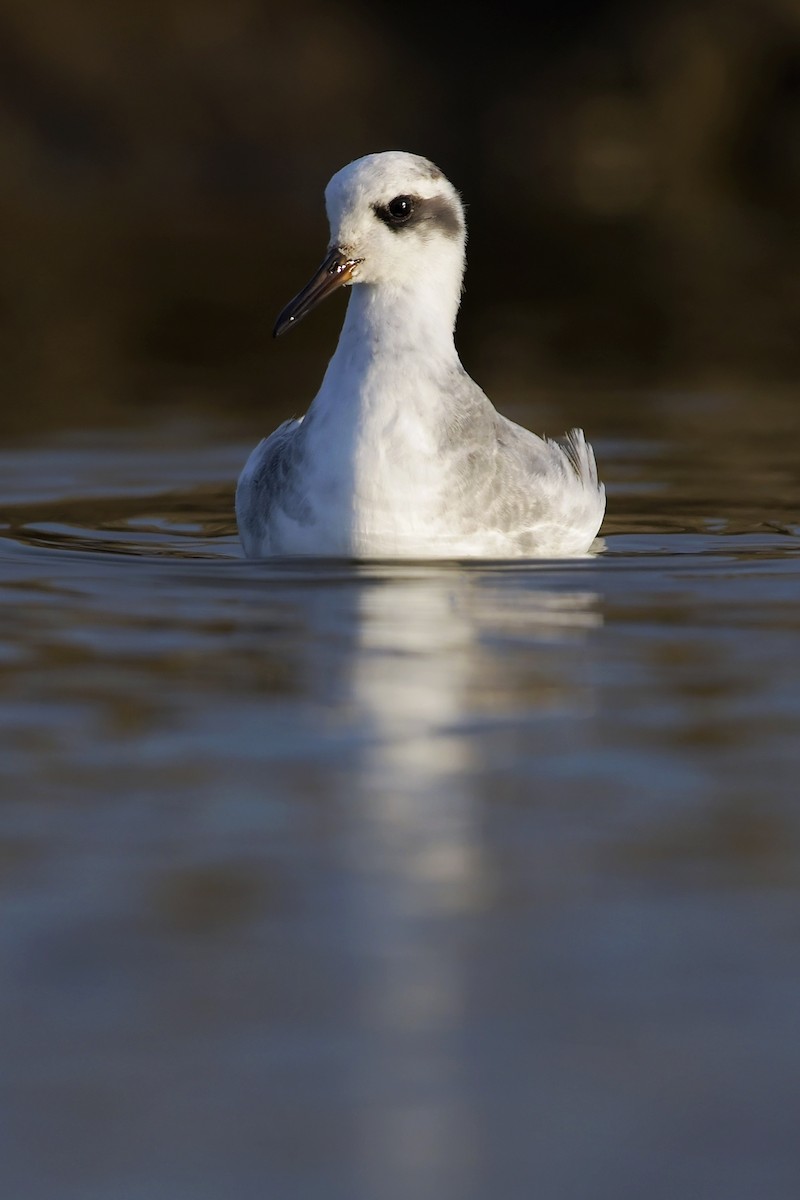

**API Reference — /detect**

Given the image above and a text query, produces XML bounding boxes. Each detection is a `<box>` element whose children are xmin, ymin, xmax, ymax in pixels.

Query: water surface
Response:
<box><xmin>1</xmin><ymin>407</ymin><xmax>798</xmax><ymax>1200</ymax></box>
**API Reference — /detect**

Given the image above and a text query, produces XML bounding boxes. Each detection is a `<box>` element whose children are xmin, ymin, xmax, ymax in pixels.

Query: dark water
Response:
<box><xmin>1</xmin><ymin>407</ymin><xmax>799</xmax><ymax>1200</ymax></box>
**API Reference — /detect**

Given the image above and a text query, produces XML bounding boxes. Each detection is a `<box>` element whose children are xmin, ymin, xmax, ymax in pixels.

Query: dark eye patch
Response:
<box><xmin>373</xmin><ymin>194</ymin><xmax>462</xmax><ymax>240</ymax></box>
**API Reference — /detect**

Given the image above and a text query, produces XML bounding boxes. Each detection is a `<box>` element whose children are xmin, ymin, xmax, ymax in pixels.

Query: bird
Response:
<box><xmin>236</xmin><ymin>151</ymin><xmax>605</xmax><ymax>559</ymax></box>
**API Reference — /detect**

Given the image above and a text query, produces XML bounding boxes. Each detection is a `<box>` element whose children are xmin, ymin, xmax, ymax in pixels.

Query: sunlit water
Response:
<box><xmin>1</xmin><ymin>412</ymin><xmax>798</xmax><ymax>1200</ymax></box>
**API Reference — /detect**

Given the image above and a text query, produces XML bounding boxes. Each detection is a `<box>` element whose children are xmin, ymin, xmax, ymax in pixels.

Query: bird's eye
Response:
<box><xmin>373</xmin><ymin>194</ymin><xmax>418</xmax><ymax>230</ymax></box>
<box><xmin>387</xmin><ymin>195</ymin><xmax>414</xmax><ymax>223</ymax></box>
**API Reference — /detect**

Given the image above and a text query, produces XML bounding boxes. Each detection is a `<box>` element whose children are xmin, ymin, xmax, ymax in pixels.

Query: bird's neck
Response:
<box><xmin>305</xmin><ymin>275</ymin><xmax>466</xmax><ymax>473</ymax></box>
<box><xmin>335</xmin><ymin>275</ymin><xmax>462</xmax><ymax>368</ymax></box>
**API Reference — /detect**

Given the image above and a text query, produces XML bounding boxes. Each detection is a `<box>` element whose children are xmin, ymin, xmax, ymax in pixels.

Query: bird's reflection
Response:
<box><xmin>328</xmin><ymin>565</ymin><xmax>601</xmax><ymax>1194</ymax></box>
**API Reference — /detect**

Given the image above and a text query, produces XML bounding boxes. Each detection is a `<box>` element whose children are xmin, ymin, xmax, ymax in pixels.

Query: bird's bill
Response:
<box><xmin>273</xmin><ymin>247</ymin><xmax>362</xmax><ymax>337</ymax></box>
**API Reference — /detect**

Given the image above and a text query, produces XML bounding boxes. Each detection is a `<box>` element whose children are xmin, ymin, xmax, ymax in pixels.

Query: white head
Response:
<box><xmin>274</xmin><ymin>151</ymin><xmax>467</xmax><ymax>338</ymax></box>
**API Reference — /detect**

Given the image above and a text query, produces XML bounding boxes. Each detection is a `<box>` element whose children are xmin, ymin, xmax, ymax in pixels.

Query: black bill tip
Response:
<box><xmin>273</xmin><ymin>248</ymin><xmax>363</xmax><ymax>338</ymax></box>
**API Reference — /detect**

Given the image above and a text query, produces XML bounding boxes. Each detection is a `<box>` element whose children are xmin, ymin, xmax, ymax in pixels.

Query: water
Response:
<box><xmin>1</xmin><ymin>406</ymin><xmax>798</xmax><ymax>1200</ymax></box>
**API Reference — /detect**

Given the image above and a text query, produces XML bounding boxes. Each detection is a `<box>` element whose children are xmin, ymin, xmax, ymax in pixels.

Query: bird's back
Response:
<box><xmin>236</xmin><ymin>368</ymin><xmax>605</xmax><ymax>559</ymax></box>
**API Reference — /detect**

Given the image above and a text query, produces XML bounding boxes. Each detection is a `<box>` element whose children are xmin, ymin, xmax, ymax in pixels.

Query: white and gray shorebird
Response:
<box><xmin>236</xmin><ymin>151</ymin><xmax>605</xmax><ymax>558</ymax></box>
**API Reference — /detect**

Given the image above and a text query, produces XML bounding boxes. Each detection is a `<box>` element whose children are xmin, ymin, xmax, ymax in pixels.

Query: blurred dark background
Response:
<box><xmin>1</xmin><ymin>0</ymin><xmax>799</xmax><ymax>434</ymax></box>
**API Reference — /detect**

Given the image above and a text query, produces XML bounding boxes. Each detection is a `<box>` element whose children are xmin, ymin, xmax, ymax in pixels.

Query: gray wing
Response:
<box><xmin>437</xmin><ymin>368</ymin><xmax>604</xmax><ymax>545</ymax></box>
<box><xmin>235</xmin><ymin>418</ymin><xmax>311</xmax><ymax>555</ymax></box>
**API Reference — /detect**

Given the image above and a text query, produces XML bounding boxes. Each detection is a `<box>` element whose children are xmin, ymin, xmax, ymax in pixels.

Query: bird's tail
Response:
<box><xmin>559</xmin><ymin>427</ymin><xmax>602</xmax><ymax>493</ymax></box>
